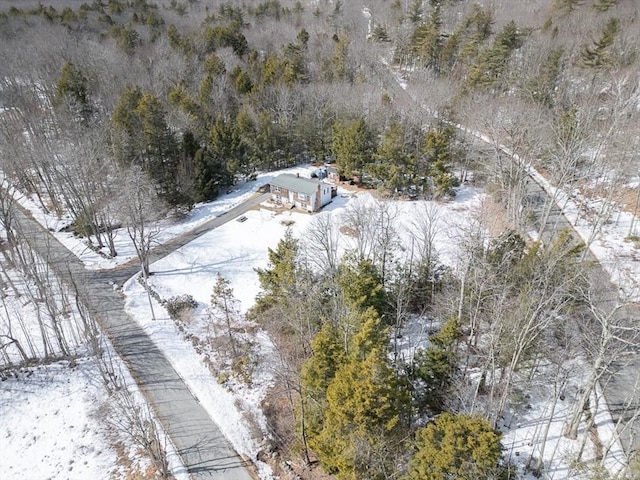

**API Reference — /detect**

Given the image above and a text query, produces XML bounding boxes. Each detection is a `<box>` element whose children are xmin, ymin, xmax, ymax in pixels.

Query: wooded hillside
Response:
<box><xmin>2</xmin><ymin>0</ymin><xmax>640</xmax><ymax>478</ymax></box>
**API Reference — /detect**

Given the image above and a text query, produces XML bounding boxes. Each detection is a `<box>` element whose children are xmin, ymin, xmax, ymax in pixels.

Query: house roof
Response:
<box><xmin>270</xmin><ymin>174</ymin><xmax>322</xmax><ymax>196</ymax></box>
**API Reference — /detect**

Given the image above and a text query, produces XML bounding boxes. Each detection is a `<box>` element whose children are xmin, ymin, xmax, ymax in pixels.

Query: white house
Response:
<box><xmin>269</xmin><ymin>174</ymin><xmax>333</xmax><ymax>212</ymax></box>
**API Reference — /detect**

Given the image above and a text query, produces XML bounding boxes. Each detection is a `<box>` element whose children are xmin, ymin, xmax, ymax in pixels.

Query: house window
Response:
<box><xmin>273</xmin><ymin>185</ymin><xmax>281</xmax><ymax>193</ymax></box>
<box><xmin>298</xmin><ymin>192</ymin><xmax>309</xmax><ymax>201</ymax></box>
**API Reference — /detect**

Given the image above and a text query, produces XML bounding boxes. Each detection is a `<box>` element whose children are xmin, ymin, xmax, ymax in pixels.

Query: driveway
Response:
<box><xmin>10</xmin><ymin>195</ymin><xmax>265</xmax><ymax>480</ymax></box>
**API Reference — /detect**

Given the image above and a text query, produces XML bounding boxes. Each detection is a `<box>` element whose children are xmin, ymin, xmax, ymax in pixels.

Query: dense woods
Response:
<box><xmin>2</xmin><ymin>0</ymin><xmax>640</xmax><ymax>478</ymax></box>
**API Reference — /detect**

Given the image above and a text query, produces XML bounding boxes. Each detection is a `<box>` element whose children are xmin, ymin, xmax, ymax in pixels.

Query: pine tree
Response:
<box><xmin>326</xmin><ymin>34</ymin><xmax>351</xmax><ymax>82</ymax></box>
<box><xmin>422</xmin><ymin>126</ymin><xmax>459</xmax><ymax>198</ymax></box>
<box><xmin>112</xmin><ymin>85</ymin><xmax>144</xmax><ymax>165</ymax></box>
<box><xmin>55</xmin><ymin>61</ymin><xmax>90</xmax><ymax>119</ymax></box>
<box><xmin>554</xmin><ymin>0</ymin><xmax>583</xmax><ymax>14</ymax></box>
<box><xmin>408</xmin><ymin>0</ymin><xmax>423</xmax><ymax>23</ymax></box>
<box><xmin>230</xmin><ymin>66</ymin><xmax>253</xmax><ymax>94</ymax></box>
<box><xmin>465</xmin><ymin>20</ymin><xmax>522</xmax><ymax>91</ymax></box>
<box><xmin>592</xmin><ymin>0</ymin><xmax>617</xmax><ymax>12</ymax></box>
<box><xmin>255</xmin><ymin>228</ymin><xmax>300</xmax><ymax>310</ymax></box>
<box><xmin>370</xmin><ymin>122</ymin><xmax>413</xmax><ymax>192</ymax></box>
<box><xmin>456</xmin><ymin>4</ymin><xmax>494</xmax><ymax>63</ymax></box>
<box><xmin>311</xmin><ymin>311</ymin><xmax>410</xmax><ymax>479</ymax></box>
<box><xmin>211</xmin><ymin>274</ymin><xmax>240</xmax><ymax>356</ymax></box>
<box><xmin>525</xmin><ymin>47</ymin><xmax>564</xmax><ymax>108</ymax></box>
<box><xmin>299</xmin><ymin>320</ymin><xmax>345</xmax><ymax>439</ymax></box>
<box><xmin>408</xmin><ymin>413</ymin><xmax>503</xmax><ymax>480</ymax></box>
<box><xmin>204</xmin><ymin>53</ymin><xmax>226</xmax><ymax>76</ymax></box>
<box><xmin>411</xmin><ymin>316</ymin><xmax>460</xmax><ymax>413</ymax></box>
<box><xmin>581</xmin><ymin>17</ymin><xmax>620</xmax><ymax>67</ymax></box>
<box><xmin>337</xmin><ymin>255</ymin><xmax>387</xmax><ymax>320</ymax></box>
<box><xmin>208</xmin><ymin>115</ymin><xmax>244</xmax><ymax>181</ymax></box>
<box><xmin>332</xmin><ymin>117</ymin><xmax>375</xmax><ymax>183</ymax></box>
<box><xmin>135</xmin><ymin>92</ymin><xmax>178</xmax><ymax>182</ymax></box>
<box><xmin>370</xmin><ymin>25</ymin><xmax>390</xmax><ymax>42</ymax></box>
<box><xmin>409</xmin><ymin>4</ymin><xmax>443</xmax><ymax>71</ymax></box>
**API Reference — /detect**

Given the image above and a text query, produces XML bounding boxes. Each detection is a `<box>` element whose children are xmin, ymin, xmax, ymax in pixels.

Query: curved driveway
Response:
<box><xmin>13</xmin><ymin>192</ymin><xmax>270</xmax><ymax>479</ymax></box>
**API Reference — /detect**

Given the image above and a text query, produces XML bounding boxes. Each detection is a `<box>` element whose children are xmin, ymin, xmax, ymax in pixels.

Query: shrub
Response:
<box><xmin>165</xmin><ymin>294</ymin><xmax>198</xmax><ymax>320</ymax></box>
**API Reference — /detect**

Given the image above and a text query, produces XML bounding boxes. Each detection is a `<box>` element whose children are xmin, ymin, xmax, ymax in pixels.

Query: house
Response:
<box><xmin>269</xmin><ymin>173</ymin><xmax>333</xmax><ymax>212</ymax></box>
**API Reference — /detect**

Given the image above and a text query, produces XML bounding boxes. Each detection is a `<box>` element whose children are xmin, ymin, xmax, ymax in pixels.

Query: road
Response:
<box><xmin>376</xmin><ymin>63</ymin><xmax>640</xmax><ymax>455</ymax></box>
<box><xmin>521</xmin><ymin>173</ymin><xmax>640</xmax><ymax>452</ymax></box>
<box><xmin>11</xmin><ymin>192</ymin><xmax>271</xmax><ymax>479</ymax></box>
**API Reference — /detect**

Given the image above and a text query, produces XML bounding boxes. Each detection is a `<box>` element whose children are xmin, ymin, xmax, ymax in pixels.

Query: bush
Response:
<box><xmin>408</xmin><ymin>413</ymin><xmax>503</xmax><ymax>480</ymax></box>
<box><xmin>165</xmin><ymin>294</ymin><xmax>198</xmax><ymax>320</ymax></box>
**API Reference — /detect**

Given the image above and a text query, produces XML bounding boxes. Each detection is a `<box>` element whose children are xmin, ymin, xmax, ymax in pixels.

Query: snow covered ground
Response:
<box><xmin>5</xmin><ymin>166</ymin><xmax>311</xmax><ymax>271</ymax></box>
<box><xmin>0</xmin><ymin>360</ymin><xmax>121</xmax><ymax>479</ymax></box>
<box><xmin>0</xmin><ymin>356</ymin><xmax>188</xmax><ymax>480</ymax></box>
<box><xmin>120</xmin><ymin>179</ymin><xmax>487</xmax><ymax>476</ymax></box>
<box><xmin>5</xmin><ymin>158</ymin><xmax>639</xmax><ymax>479</ymax></box>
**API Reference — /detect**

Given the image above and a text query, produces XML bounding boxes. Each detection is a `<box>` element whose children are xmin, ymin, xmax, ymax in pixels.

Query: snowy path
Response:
<box><xmin>11</xmin><ymin>200</ymin><xmax>257</xmax><ymax>480</ymax></box>
<box><xmin>521</xmin><ymin>172</ymin><xmax>640</xmax><ymax>455</ymax></box>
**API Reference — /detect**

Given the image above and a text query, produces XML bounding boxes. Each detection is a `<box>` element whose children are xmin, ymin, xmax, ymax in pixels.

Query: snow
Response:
<box><xmin>0</xmin><ymin>360</ymin><xmax>118</xmax><ymax>479</ymax></box>
<box><xmin>0</xmin><ymin>356</ymin><xmax>189</xmax><ymax>480</ymax></box>
<box><xmin>6</xmin><ymin>155</ymin><xmax>640</xmax><ymax>478</ymax></box>
<box><xmin>140</xmin><ymin>207</ymin><xmax>313</xmax><ymax>313</ymax></box>
<box><xmin>5</xmin><ymin>165</ymin><xmax>312</xmax><ymax>271</ymax></box>
<box><xmin>499</xmin><ymin>362</ymin><xmax>627</xmax><ymax>479</ymax></box>
<box><xmin>0</xmin><ymin>247</ymin><xmax>188</xmax><ymax>479</ymax></box>
<box><xmin>119</xmin><ymin>172</ymin><xmax>486</xmax><ymax>477</ymax></box>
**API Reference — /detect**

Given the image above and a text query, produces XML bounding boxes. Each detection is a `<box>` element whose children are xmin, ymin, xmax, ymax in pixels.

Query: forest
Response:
<box><xmin>1</xmin><ymin>0</ymin><xmax>640</xmax><ymax>478</ymax></box>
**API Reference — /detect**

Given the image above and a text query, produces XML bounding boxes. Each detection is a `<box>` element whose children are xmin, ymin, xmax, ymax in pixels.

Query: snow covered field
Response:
<box><xmin>0</xmin><ymin>356</ymin><xmax>190</xmax><ymax>480</ymax></box>
<box><xmin>3</xmin><ymin>160</ymin><xmax>638</xmax><ymax>479</ymax></box>
<box><xmin>0</xmin><ymin>360</ymin><xmax>120</xmax><ymax>479</ymax></box>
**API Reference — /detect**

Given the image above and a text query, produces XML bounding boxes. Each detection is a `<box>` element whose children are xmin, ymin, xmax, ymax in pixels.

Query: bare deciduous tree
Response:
<box><xmin>118</xmin><ymin>166</ymin><xmax>164</xmax><ymax>320</ymax></box>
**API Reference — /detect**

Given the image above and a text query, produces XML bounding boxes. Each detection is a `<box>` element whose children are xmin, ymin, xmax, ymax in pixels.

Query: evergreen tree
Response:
<box><xmin>194</xmin><ymin>148</ymin><xmax>227</xmax><ymax>201</ymax></box>
<box><xmin>337</xmin><ymin>255</ymin><xmax>387</xmax><ymax>320</ymax></box>
<box><xmin>329</xmin><ymin>34</ymin><xmax>350</xmax><ymax>82</ymax></box>
<box><xmin>408</xmin><ymin>0</ymin><xmax>423</xmax><ymax>23</ymax></box>
<box><xmin>456</xmin><ymin>4</ymin><xmax>494</xmax><ymax>63</ymax></box>
<box><xmin>332</xmin><ymin>117</ymin><xmax>375</xmax><ymax>183</ymax></box>
<box><xmin>211</xmin><ymin>274</ymin><xmax>240</xmax><ymax>356</ymax></box>
<box><xmin>409</xmin><ymin>3</ymin><xmax>443</xmax><ymax>71</ymax></box>
<box><xmin>255</xmin><ymin>227</ymin><xmax>300</xmax><ymax>310</ymax></box>
<box><xmin>208</xmin><ymin>115</ymin><xmax>244</xmax><ymax>181</ymax></box>
<box><xmin>408</xmin><ymin>413</ymin><xmax>503</xmax><ymax>480</ymax></box>
<box><xmin>592</xmin><ymin>0</ymin><xmax>617</xmax><ymax>12</ymax></box>
<box><xmin>112</xmin><ymin>85</ymin><xmax>144</xmax><ymax>165</ymax></box>
<box><xmin>370</xmin><ymin>25</ymin><xmax>390</xmax><ymax>43</ymax></box>
<box><xmin>410</xmin><ymin>316</ymin><xmax>460</xmax><ymax>413</ymax></box>
<box><xmin>581</xmin><ymin>17</ymin><xmax>620</xmax><ymax>67</ymax></box>
<box><xmin>525</xmin><ymin>47</ymin><xmax>564</xmax><ymax>108</ymax></box>
<box><xmin>203</xmin><ymin>24</ymin><xmax>248</xmax><ymax>56</ymax></box>
<box><xmin>465</xmin><ymin>20</ymin><xmax>522</xmax><ymax>90</ymax></box>
<box><xmin>421</xmin><ymin>126</ymin><xmax>459</xmax><ymax>198</ymax></box>
<box><xmin>135</xmin><ymin>92</ymin><xmax>178</xmax><ymax>181</ymax></box>
<box><xmin>312</xmin><ymin>311</ymin><xmax>410</xmax><ymax>479</ymax></box>
<box><xmin>300</xmin><ymin>320</ymin><xmax>345</xmax><ymax>439</ymax></box>
<box><xmin>204</xmin><ymin>53</ymin><xmax>226</xmax><ymax>76</ymax></box>
<box><xmin>555</xmin><ymin>0</ymin><xmax>583</xmax><ymax>14</ymax></box>
<box><xmin>282</xmin><ymin>42</ymin><xmax>309</xmax><ymax>84</ymax></box>
<box><xmin>230</xmin><ymin>66</ymin><xmax>253</xmax><ymax>94</ymax></box>
<box><xmin>55</xmin><ymin>61</ymin><xmax>90</xmax><ymax>119</ymax></box>
<box><xmin>486</xmin><ymin>230</ymin><xmax>526</xmax><ymax>273</ymax></box>
<box><xmin>369</xmin><ymin>122</ymin><xmax>413</xmax><ymax>192</ymax></box>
